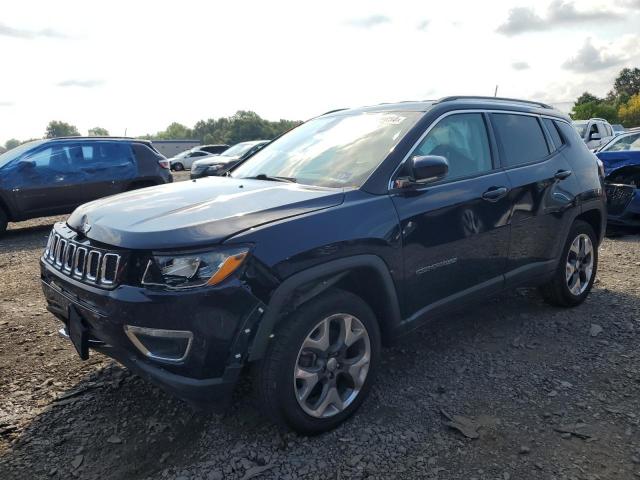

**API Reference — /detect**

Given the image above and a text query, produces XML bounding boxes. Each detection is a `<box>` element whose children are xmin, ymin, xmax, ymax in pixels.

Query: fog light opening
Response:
<box><xmin>124</xmin><ymin>325</ymin><xmax>193</xmax><ymax>363</ymax></box>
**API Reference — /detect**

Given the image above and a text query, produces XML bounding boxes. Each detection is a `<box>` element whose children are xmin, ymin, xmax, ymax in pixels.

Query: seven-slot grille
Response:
<box><xmin>44</xmin><ymin>230</ymin><xmax>121</xmax><ymax>287</ymax></box>
<box><xmin>605</xmin><ymin>184</ymin><xmax>634</xmax><ymax>216</ymax></box>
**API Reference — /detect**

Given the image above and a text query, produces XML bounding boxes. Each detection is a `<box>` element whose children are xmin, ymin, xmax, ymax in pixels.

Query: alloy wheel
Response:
<box><xmin>565</xmin><ymin>233</ymin><xmax>594</xmax><ymax>296</ymax></box>
<box><xmin>294</xmin><ymin>313</ymin><xmax>371</xmax><ymax>418</ymax></box>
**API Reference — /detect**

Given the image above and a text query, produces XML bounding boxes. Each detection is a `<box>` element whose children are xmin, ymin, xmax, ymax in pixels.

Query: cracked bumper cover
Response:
<box><xmin>41</xmin><ymin>259</ymin><xmax>265</xmax><ymax>411</ymax></box>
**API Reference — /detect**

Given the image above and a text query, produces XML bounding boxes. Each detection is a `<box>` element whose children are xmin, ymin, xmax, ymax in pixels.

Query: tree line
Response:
<box><xmin>571</xmin><ymin>67</ymin><xmax>640</xmax><ymax>127</ymax></box>
<box><xmin>1</xmin><ymin>111</ymin><xmax>301</xmax><ymax>154</ymax></box>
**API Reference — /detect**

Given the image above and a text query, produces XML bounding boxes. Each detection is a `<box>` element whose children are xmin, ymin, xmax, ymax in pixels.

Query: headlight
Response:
<box><xmin>142</xmin><ymin>246</ymin><xmax>249</xmax><ymax>289</ymax></box>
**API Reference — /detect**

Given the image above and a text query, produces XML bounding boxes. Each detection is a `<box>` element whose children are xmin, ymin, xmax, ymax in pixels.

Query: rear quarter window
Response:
<box><xmin>491</xmin><ymin>113</ymin><xmax>550</xmax><ymax>167</ymax></box>
<box><xmin>542</xmin><ymin>118</ymin><xmax>564</xmax><ymax>150</ymax></box>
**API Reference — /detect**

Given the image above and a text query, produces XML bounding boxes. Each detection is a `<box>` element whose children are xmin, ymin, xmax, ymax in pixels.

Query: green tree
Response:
<box><xmin>571</xmin><ymin>101</ymin><xmax>618</xmax><ymax>123</ymax></box>
<box><xmin>154</xmin><ymin>122</ymin><xmax>193</xmax><ymax>140</ymax></box>
<box><xmin>88</xmin><ymin>127</ymin><xmax>109</xmax><ymax>136</ymax></box>
<box><xmin>619</xmin><ymin>94</ymin><xmax>640</xmax><ymax>128</ymax></box>
<box><xmin>574</xmin><ymin>92</ymin><xmax>601</xmax><ymax>106</ymax></box>
<box><xmin>45</xmin><ymin>120</ymin><xmax>80</xmax><ymax>138</ymax></box>
<box><xmin>153</xmin><ymin>112</ymin><xmax>302</xmax><ymax>145</ymax></box>
<box><xmin>4</xmin><ymin>138</ymin><xmax>20</xmax><ymax>150</ymax></box>
<box><xmin>611</xmin><ymin>67</ymin><xmax>640</xmax><ymax>103</ymax></box>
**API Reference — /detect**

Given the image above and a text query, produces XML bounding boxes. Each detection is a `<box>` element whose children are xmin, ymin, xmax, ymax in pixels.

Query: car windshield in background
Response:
<box><xmin>221</xmin><ymin>142</ymin><xmax>259</xmax><ymax>157</ymax></box>
<box><xmin>573</xmin><ymin>121</ymin><xmax>588</xmax><ymax>138</ymax></box>
<box><xmin>602</xmin><ymin>132</ymin><xmax>640</xmax><ymax>152</ymax></box>
<box><xmin>0</xmin><ymin>140</ymin><xmax>45</xmax><ymax>168</ymax></box>
<box><xmin>231</xmin><ymin>112</ymin><xmax>421</xmax><ymax>188</ymax></box>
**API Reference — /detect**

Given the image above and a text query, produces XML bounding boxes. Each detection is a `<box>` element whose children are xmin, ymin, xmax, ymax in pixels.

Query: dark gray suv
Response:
<box><xmin>0</xmin><ymin>137</ymin><xmax>172</xmax><ymax>235</ymax></box>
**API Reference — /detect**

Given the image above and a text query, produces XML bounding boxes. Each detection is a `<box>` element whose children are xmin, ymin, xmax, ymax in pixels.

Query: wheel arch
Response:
<box><xmin>575</xmin><ymin>208</ymin><xmax>604</xmax><ymax>245</ymax></box>
<box><xmin>248</xmin><ymin>255</ymin><xmax>401</xmax><ymax>361</ymax></box>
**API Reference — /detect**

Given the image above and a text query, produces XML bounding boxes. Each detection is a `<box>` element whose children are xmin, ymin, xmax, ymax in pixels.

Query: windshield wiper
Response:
<box><xmin>246</xmin><ymin>173</ymin><xmax>297</xmax><ymax>183</ymax></box>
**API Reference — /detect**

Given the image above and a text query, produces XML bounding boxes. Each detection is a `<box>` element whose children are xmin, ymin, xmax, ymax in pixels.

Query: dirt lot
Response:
<box><xmin>1</xmin><ymin>181</ymin><xmax>639</xmax><ymax>479</ymax></box>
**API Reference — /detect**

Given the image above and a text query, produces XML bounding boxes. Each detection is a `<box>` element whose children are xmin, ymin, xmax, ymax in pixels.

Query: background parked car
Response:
<box><xmin>190</xmin><ymin>140</ymin><xmax>269</xmax><ymax>179</ymax></box>
<box><xmin>198</xmin><ymin>144</ymin><xmax>230</xmax><ymax>155</ymax></box>
<box><xmin>611</xmin><ymin>124</ymin><xmax>626</xmax><ymax>136</ymax></box>
<box><xmin>573</xmin><ymin>118</ymin><xmax>615</xmax><ymax>149</ymax></box>
<box><xmin>596</xmin><ymin>130</ymin><xmax>640</xmax><ymax>228</ymax></box>
<box><xmin>169</xmin><ymin>144</ymin><xmax>230</xmax><ymax>171</ymax></box>
<box><xmin>0</xmin><ymin>137</ymin><xmax>172</xmax><ymax>235</ymax></box>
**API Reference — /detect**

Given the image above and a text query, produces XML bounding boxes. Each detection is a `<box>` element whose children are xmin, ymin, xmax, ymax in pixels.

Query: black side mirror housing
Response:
<box><xmin>18</xmin><ymin>160</ymin><xmax>36</xmax><ymax>170</ymax></box>
<box><xmin>408</xmin><ymin>155</ymin><xmax>449</xmax><ymax>185</ymax></box>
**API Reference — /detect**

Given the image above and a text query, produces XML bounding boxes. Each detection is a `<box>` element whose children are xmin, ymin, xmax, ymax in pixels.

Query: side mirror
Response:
<box><xmin>18</xmin><ymin>160</ymin><xmax>36</xmax><ymax>170</ymax></box>
<box><xmin>589</xmin><ymin>132</ymin><xmax>601</xmax><ymax>141</ymax></box>
<box><xmin>394</xmin><ymin>155</ymin><xmax>449</xmax><ymax>189</ymax></box>
<box><xmin>410</xmin><ymin>155</ymin><xmax>449</xmax><ymax>184</ymax></box>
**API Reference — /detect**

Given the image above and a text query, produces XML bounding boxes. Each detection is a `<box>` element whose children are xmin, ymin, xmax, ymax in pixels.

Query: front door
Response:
<box><xmin>390</xmin><ymin>112</ymin><xmax>511</xmax><ymax>322</ymax></box>
<box><xmin>10</xmin><ymin>145</ymin><xmax>84</xmax><ymax>217</ymax></box>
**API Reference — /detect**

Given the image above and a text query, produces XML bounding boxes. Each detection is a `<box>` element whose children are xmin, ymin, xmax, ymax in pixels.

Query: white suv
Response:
<box><xmin>573</xmin><ymin>118</ymin><xmax>615</xmax><ymax>150</ymax></box>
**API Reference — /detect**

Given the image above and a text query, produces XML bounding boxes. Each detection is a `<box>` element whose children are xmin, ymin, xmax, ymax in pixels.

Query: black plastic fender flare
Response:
<box><xmin>248</xmin><ymin>254</ymin><xmax>401</xmax><ymax>361</ymax></box>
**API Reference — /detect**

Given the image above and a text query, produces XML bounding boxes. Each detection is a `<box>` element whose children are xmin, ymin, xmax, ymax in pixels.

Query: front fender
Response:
<box><xmin>247</xmin><ymin>254</ymin><xmax>401</xmax><ymax>361</ymax></box>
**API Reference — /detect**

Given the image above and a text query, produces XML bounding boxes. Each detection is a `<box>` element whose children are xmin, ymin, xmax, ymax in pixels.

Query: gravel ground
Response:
<box><xmin>0</xmin><ymin>181</ymin><xmax>639</xmax><ymax>479</ymax></box>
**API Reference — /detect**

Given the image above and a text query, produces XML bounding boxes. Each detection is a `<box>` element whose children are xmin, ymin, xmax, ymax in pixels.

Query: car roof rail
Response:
<box><xmin>320</xmin><ymin>108</ymin><xmax>349</xmax><ymax>116</ymax></box>
<box><xmin>434</xmin><ymin>96</ymin><xmax>553</xmax><ymax>109</ymax></box>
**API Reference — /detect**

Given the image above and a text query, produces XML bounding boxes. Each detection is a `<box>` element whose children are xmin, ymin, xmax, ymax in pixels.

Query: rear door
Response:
<box><xmin>390</xmin><ymin>111</ymin><xmax>511</xmax><ymax>320</ymax></box>
<box><xmin>79</xmin><ymin>141</ymin><xmax>137</xmax><ymax>199</ymax></box>
<box><xmin>490</xmin><ymin>113</ymin><xmax>580</xmax><ymax>286</ymax></box>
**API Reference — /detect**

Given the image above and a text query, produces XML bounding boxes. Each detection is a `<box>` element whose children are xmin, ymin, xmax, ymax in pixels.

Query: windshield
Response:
<box><xmin>221</xmin><ymin>142</ymin><xmax>261</xmax><ymax>157</ymax></box>
<box><xmin>602</xmin><ymin>132</ymin><xmax>640</xmax><ymax>152</ymax></box>
<box><xmin>573</xmin><ymin>121</ymin><xmax>588</xmax><ymax>138</ymax></box>
<box><xmin>0</xmin><ymin>140</ymin><xmax>45</xmax><ymax>169</ymax></box>
<box><xmin>232</xmin><ymin>112</ymin><xmax>421</xmax><ymax>188</ymax></box>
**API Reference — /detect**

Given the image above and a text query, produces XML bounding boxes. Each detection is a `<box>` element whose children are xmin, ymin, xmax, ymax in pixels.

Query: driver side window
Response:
<box><xmin>412</xmin><ymin>113</ymin><xmax>492</xmax><ymax>181</ymax></box>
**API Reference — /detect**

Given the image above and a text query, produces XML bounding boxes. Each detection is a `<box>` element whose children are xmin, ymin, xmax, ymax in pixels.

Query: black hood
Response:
<box><xmin>67</xmin><ymin>177</ymin><xmax>344</xmax><ymax>250</ymax></box>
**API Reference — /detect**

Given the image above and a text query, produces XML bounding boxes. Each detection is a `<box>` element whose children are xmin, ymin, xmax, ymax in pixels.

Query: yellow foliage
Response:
<box><xmin>618</xmin><ymin>94</ymin><xmax>640</xmax><ymax>128</ymax></box>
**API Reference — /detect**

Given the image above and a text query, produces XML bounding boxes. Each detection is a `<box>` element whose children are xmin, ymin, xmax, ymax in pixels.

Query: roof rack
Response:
<box><xmin>435</xmin><ymin>96</ymin><xmax>553</xmax><ymax>109</ymax></box>
<box><xmin>590</xmin><ymin>118</ymin><xmax>608</xmax><ymax>122</ymax></box>
<box><xmin>320</xmin><ymin>108</ymin><xmax>348</xmax><ymax>116</ymax></box>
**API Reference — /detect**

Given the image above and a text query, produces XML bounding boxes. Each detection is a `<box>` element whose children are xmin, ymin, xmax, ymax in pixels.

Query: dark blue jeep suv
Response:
<box><xmin>40</xmin><ymin>97</ymin><xmax>606</xmax><ymax>433</ymax></box>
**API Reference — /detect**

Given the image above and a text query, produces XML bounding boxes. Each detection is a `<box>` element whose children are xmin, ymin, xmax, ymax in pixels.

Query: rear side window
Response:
<box><xmin>542</xmin><ymin>118</ymin><xmax>564</xmax><ymax>150</ymax></box>
<box><xmin>491</xmin><ymin>113</ymin><xmax>550</xmax><ymax>167</ymax></box>
<box><xmin>555</xmin><ymin>120</ymin><xmax>584</xmax><ymax>146</ymax></box>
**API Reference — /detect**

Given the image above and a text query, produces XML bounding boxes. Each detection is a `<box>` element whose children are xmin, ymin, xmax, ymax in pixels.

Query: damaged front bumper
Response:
<box><xmin>40</xmin><ymin>257</ymin><xmax>266</xmax><ymax>411</ymax></box>
<box><xmin>605</xmin><ymin>183</ymin><xmax>640</xmax><ymax>227</ymax></box>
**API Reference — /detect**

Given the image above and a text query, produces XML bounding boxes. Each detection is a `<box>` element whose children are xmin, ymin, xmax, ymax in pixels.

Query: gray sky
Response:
<box><xmin>1</xmin><ymin>0</ymin><xmax>639</xmax><ymax>144</ymax></box>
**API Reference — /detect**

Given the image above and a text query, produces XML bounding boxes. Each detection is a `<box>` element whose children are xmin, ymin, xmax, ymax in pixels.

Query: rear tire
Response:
<box><xmin>0</xmin><ymin>209</ymin><xmax>7</xmax><ymax>237</ymax></box>
<box><xmin>256</xmin><ymin>288</ymin><xmax>381</xmax><ymax>435</ymax></box>
<box><xmin>539</xmin><ymin>220</ymin><xmax>598</xmax><ymax>307</ymax></box>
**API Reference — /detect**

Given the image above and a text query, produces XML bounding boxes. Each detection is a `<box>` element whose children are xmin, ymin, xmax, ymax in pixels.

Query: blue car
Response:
<box><xmin>596</xmin><ymin>130</ymin><xmax>640</xmax><ymax>227</ymax></box>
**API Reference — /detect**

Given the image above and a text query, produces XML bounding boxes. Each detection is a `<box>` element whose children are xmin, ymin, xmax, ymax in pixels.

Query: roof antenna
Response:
<box><xmin>494</xmin><ymin>85</ymin><xmax>499</xmax><ymax>97</ymax></box>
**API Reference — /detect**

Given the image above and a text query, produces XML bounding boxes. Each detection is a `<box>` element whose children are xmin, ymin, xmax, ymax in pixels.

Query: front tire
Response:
<box><xmin>0</xmin><ymin>209</ymin><xmax>7</xmax><ymax>237</ymax></box>
<box><xmin>172</xmin><ymin>162</ymin><xmax>184</xmax><ymax>171</ymax></box>
<box><xmin>256</xmin><ymin>289</ymin><xmax>381</xmax><ymax>434</ymax></box>
<box><xmin>539</xmin><ymin>220</ymin><xmax>598</xmax><ymax>307</ymax></box>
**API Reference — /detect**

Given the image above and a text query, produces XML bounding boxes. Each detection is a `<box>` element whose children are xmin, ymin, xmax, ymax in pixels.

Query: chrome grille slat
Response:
<box><xmin>86</xmin><ymin>251</ymin><xmax>102</xmax><ymax>282</ymax></box>
<box><xmin>43</xmin><ymin>227</ymin><xmax>122</xmax><ymax>288</ymax></box>
<box><xmin>73</xmin><ymin>247</ymin><xmax>88</xmax><ymax>278</ymax></box>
